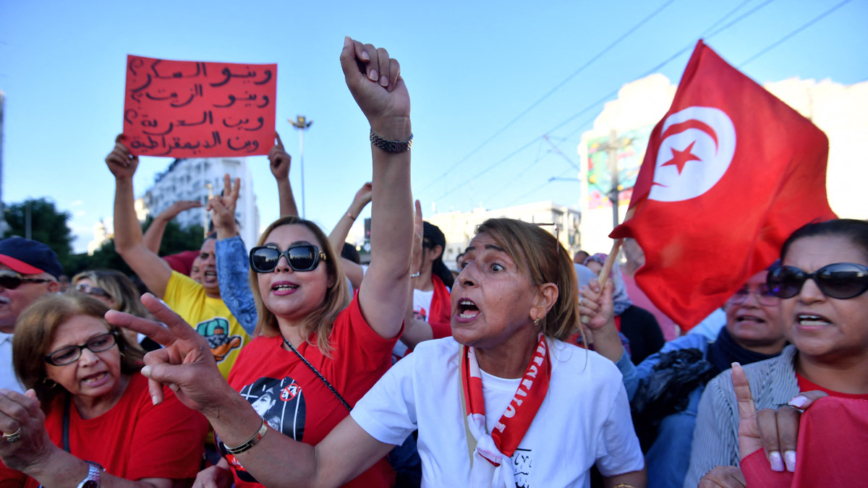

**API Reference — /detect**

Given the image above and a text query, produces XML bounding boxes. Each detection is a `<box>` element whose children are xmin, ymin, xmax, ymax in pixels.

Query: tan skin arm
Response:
<box><xmin>107</xmin><ymin>137</ymin><xmax>172</xmax><ymax>299</ymax></box>
<box><xmin>269</xmin><ymin>133</ymin><xmax>299</xmax><ymax>219</ymax></box>
<box><xmin>400</xmin><ymin>200</ymin><xmax>433</xmax><ymax>349</ymax></box>
<box><xmin>142</xmin><ymin>200</ymin><xmax>204</xmax><ymax>254</ymax></box>
<box><xmin>328</xmin><ymin>182</ymin><xmax>372</xmax><ymax>290</ymax></box>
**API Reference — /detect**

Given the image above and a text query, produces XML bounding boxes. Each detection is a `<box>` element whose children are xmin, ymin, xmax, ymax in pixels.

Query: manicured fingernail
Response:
<box><xmin>169</xmin><ymin>384</ymin><xmax>179</xmax><ymax>392</ymax></box>
<box><xmin>343</xmin><ymin>36</ymin><xmax>351</xmax><ymax>47</ymax></box>
<box><xmin>368</xmin><ymin>69</ymin><xmax>378</xmax><ymax>81</ymax></box>
<box><xmin>379</xmin><ymin>75</ymin><xmax>389</xmax><ymax>87</ymax></box>
<box><xmin>731</xmin><ymin>362</ymin><xmax>741</xmax><ymax>368</ymax></box>
<box><xmin>784</xmin><ymin>450</ymin><xmax>796</xmax><ymax>472</ymax></box>
<box><xmin>141</xmin><ymin>365</ymin><xmax>152</xmax><ymax>376</ymax></box>
<box><xmin>360</xmin><ymin>50</ymin><xmax>370</xmax><ymax>61</ymax></box>
<box><xmin>789</xmin><ymin>395</ymin><xmax>808</xmax><ymax>408</ymax></box>
<box><xmin>770</xmin><ymin>451</ymin><xmax>784</xmax><ymax>472</ymax></box>
<box><xmin>151</xmin><ymin>395</ymin><xmax>159</xmax><ymax>405</ymax></box>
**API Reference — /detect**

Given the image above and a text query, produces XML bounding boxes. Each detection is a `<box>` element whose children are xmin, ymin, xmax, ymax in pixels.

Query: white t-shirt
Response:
<box><xmin>412</xmin><ymin>288</ymin><xmax>435</xmax><ymax>322</ymax></box>
<box><xmin>0</xmin><ymin>332</ymin><xmax>24</xmax><ymax>393</ymax></box>
<box><xmin>353</xmin><ymin>337</ymin><xmax>644</xmax><ymax>487</ymax></box>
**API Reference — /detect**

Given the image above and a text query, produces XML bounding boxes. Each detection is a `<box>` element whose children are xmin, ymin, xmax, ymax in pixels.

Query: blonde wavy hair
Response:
<box><xmin>250</xmin><ymin>216</ymin><xmax>351</xmax><ymax>356</ymax></box>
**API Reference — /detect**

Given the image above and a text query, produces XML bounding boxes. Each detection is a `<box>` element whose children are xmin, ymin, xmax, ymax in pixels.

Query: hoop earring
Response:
<box><xmin>42</xmin><ymin>377</ymin><xmax>58</xmax><ymax>389</ymax></box>
<box><xmin>533</xmin><ymin>318</ymin><xmax>541</xmax><ymax>327</ymax></box>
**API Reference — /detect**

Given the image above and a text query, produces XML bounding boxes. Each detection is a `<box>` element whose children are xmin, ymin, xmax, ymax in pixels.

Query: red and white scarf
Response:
<box><xmin>460</xmin><ymin>334</ymin><xmax>551</xmax><ymax>487</ymax></box>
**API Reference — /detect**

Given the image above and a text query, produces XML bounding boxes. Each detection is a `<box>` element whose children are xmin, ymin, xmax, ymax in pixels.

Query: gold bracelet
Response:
<box><xmin>613</xmin><ymin>484</ymin><xmax>635</xmax><ymax>488</ymax></box>
<box><xmin>224</xmin><ymin>419</ymin><xmax>267</xmax><ymax>455</ymax></box>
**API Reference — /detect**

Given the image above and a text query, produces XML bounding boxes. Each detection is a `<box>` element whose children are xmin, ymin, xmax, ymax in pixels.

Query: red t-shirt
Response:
<box><xmin>797</xmin><ymin>373</ymin><xmax>868</xmax><ymax>400</ymax></box>
<box><xmin>741</xmin><ymin>396</ymin><xmax>868</xmax><ymax>487</ymax></box>
<box><xmin>221</xmin><ymin>292</ymin><xmax>398</xmax><ymax>487</ymax></box>
<box><xmin>0</xmin><ymin>373</ymin><xmax>209</xmax><ymax>486</ymax></box>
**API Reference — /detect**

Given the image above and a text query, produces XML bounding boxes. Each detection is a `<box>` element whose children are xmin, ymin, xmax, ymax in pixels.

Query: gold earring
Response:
<box><xmin>42</xmin><ymin>377</ymin><xmax>58</xmax><ymax>388</ymax></box>
<box><xmin>533</xmin><ymin>318</ymin><xmax>540</xmax><ymax>326</ymax></box>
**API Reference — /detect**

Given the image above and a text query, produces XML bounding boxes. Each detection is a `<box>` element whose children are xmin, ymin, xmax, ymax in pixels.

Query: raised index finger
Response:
<box><xmin>105</xmin><ymin>309</ymin><xmax>177</xmax><ymax>347</ymax></box>
<box><xmin>274</xmin><ymin>131</ymin><xmax>284</xmax><ymax>149</ymax></box>
<box><xmin>733</xmin><ymin>363</ymin><xmax>757</xmax><ymax>421</ymax></box>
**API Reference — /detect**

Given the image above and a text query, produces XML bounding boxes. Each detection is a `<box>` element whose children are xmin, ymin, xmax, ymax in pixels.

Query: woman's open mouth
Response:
<box><xmin>81</xmin><ymin>371</ymin><xmax>109</xmax><ymax>387</ymax></box>
<box><xmin>456</xmin><ymin>299</ymin><xmax>481</xmax><ymax>322</ymax></box>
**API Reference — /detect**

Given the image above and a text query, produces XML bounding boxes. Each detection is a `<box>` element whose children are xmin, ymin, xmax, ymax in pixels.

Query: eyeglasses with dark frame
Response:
<box><xmin>44</xmin><ymin>331</ymin><xmax>118</xmax><ymax>366</ymax></box>
<box><xmin>249</xmin><ymin>244</ymin><xmax>328</xmax><ymax>274</ymax></box>
<box><xmin>0</xmin><ymin>271</ymin><xmax>53</xmax><ymax>290</ymax></box>
<box><xmin>75</xmin><ymin>283</ymin><xmax>111</xmax><ymax>299</ymax></box>
<box><xmin>728</xmin><ymin>284</ymin><xmax>780</xmax><ymax>306</ymax></box>
<box><xmin>767</xmin><ymin>262</ymin><xmax>868</xmax><ymax>300</ymax></box>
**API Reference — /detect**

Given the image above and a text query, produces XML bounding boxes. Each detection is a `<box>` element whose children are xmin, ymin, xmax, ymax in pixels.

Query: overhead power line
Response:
<box><xmin>477</xmin><ymin>0</ymin><xmax>854</xmax><ymax>209</ymax></box>
<box><xmin>432</xmin><ymin>0</ymin><xmax>780</xmax><ymax>204</ymax></box>
<box><xmin>419</xmin><ymin>0</ymin><xmax>677</xmax><ymax>194</ymax></box>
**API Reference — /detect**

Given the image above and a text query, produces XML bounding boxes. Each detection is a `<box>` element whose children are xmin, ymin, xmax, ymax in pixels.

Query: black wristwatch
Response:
<box><xmin>76</xmin><ymin>462</ymin><xmax>102</xmax><ymax>488</ymax></box>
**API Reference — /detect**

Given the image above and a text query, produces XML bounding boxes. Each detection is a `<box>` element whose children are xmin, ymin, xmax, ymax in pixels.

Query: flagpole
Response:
<box><xmin>597</xmin><ymin>207</ymin><xmax>636</xmax><ymax>286</ymax></box>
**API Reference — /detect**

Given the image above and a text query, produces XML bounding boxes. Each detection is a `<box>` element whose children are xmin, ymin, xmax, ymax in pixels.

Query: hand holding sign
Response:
<box><xmin>123</xmin><ymin>56</ymin><xmax>277</xmax><ymax>158</ymax></box>
<box><xmin>340</xmin><ymin>37</ymin><xmax>410</xmax><ymax>141</ymax></box>
<box><xmin>105</xmin><ymin>135</ymin><xmax>139</xmax><ymax>179</ymax></box>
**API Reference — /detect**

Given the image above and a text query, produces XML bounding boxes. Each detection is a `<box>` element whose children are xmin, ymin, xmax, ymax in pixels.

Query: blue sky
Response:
<box><xmin>1</xmin><ymin>0</ymin><xmax>866</xmax><ymax>252</ymax></box>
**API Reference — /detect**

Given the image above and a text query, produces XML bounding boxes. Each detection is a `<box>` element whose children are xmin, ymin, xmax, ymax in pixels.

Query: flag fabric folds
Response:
<box><xmin>610</xmin><ymin>40</ymin><xmax>836</xmax><ymax>330</ymax></box>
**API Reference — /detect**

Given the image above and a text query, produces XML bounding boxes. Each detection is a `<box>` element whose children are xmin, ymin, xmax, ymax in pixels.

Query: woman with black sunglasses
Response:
<box><xmin>184</xmin><ymin>37</ymin><xmax>414</xmax><ymax>488</ymax></box>
<box><xmin>0</xmin><ymin>293</ymin><xmax>208</xmax><ymax>487</ymax></box>
<box><xmin>685</xmin><ymin>218</ymin><xmax>868</xmax><ymax>487</ymax></box>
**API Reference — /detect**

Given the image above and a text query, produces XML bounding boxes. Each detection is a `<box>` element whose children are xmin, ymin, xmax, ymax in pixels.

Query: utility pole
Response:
<box><xmin>597</xmin><ymin>129</ymin><xmax>631</xmax><ymax>228</ymax></box>
<box><xmin>290</xmin><ymin>115</ymin><xmax>313</xmax><ymax>219</ymax></box>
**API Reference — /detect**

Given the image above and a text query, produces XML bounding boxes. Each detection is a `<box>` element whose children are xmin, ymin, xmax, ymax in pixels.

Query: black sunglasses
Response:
<box><xmin>75</xmin><ymin>283</ymin><xmax>110</xmax><ymax>298</ymax></box>
<box><xmin>0</xmin><ymin>271</ymin><xmax>53</xmax><ymax>290</ymax></box>
<box><xmin>767</xmin><ymin>262</ymin><xmax>868</xmax><ymax>300</ymax></box>
<box><xmin>249</xmin><ymin>244</ymin><xmax>327</xmax><ymax>273</ymax></box>
<box><xmin>44</xmin><ymin>331</ymin><xmax>118</xmax><ymax>366</ymax></box>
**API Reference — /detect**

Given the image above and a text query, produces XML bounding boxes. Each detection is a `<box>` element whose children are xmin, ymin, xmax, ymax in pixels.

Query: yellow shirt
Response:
<box><xmin>164</xmin><ymin>271</ymin><xmax>250</xmax><ymax>380</ymax></box>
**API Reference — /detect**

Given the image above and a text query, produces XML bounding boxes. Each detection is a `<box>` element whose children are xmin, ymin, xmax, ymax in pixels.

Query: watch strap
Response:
<box><xmin>370</xmin><ymin>130</ymin><xmax>413</xmax><ymax>153</ymax></box>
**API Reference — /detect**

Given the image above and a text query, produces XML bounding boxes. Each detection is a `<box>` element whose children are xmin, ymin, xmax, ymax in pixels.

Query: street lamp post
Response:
<box><xmin>289</xmin><ymin>115</ymin><xmax>313</xmax><ymax>219</ymax></box>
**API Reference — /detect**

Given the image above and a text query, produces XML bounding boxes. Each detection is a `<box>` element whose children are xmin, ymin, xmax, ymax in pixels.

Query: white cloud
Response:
<box><xmin>70</xmin><ymin>200</ymin><xmax>84</xmax><ymax>207</ymax></box>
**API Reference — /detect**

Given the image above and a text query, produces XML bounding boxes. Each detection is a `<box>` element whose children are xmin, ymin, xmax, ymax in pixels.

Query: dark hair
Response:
<box><xmin>423</xmin><ymin>221</ymin><xmax>453</xmax><ymax>288</ymax></box>
<box><xmin>341</xmin><ymin>242</ymin><xmax>361</xmax><ymax>264</ymax></box>
<box><xmin>780</xmin><ymin>219</ymin><xmax>868</xmax><ymax>262</ymax></box>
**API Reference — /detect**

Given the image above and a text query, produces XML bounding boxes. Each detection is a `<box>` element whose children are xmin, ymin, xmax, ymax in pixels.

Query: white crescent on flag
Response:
<box><xmin>649</xmin><ymin>106</ymin><xmax>736</xmax><ymax>202</ymax></box>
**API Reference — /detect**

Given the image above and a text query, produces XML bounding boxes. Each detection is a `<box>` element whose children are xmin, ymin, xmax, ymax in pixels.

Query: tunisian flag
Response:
<box><xmin>610</xmin><ymin>40</ymin><xmax>836</xmax><ymax>330</ymax></box>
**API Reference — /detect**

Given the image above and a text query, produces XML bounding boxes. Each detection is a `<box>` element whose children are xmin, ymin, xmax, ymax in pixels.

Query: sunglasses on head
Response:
<box><xmin>0</xmin><ymin>271</ymin><xmax>53</xmax><ymax>290</ymax></box>
<box><xmin>767</xmin><ymin>262</ymin><xmax>868</xmax><ymax>299</ymax></box>
<box><xmin>249</xmin><ymin>244</ymin><xmax>327</xmax><ymax>273</ymax></box>
<box><xmin>75</xmin><ymin>283</ymin><xmax>110</xmax><ymax>298</ymax></box>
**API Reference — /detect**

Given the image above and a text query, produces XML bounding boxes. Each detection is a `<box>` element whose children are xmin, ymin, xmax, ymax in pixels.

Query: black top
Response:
<box><xmin>619</xmin><ymin>305</ymin><xmax>665</xmax><ymax>365</ymax></box>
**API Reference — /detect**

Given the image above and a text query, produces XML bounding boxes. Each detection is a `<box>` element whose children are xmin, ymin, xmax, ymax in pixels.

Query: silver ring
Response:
<box><xmin>581</xmin><ymin>315</ymin><xmax>590</xmax><ymax>324</ymax></box>
<box><xmin>3</xmin><ymin>427</ymin><xmax>22</xmax><ymax>443</ymax></box>
<box><xmin>579</xmin><ymin>295</ymin><xmax>584</xmax><ymax>307</ymax></box>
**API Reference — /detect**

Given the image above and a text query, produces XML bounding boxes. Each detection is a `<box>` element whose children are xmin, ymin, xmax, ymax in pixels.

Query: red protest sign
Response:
<box><xmin>123</xmin><ymin>55</ymin><xmax>276</xmax><ymax>158</ymax></box>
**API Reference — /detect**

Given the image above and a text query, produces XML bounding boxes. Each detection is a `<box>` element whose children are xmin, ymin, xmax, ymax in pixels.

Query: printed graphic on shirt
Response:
<box><xmin>195</xmin><ymin>317</ymin><xmax>242</xmax><ymax>363</ymax></box>
<box><xmin>413</xmin><ymin>306</ymin><xmax>428</xmax><ymax>322</ymax></box>
<box><xmin>224</xmin><ymin>376</ymin><xmax>307</xmax><ymax>483</ymax></box>
<box><xmin>513</xmin><ymin>448</ymin><xmax>533</xmax><ymax>488</ymax></box>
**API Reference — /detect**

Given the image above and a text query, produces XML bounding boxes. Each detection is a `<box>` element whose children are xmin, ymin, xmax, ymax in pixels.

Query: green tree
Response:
<box><xmin>3</xmin><ymin>198</ymin><xmax>74</xmax><ymax>271</ymax></box>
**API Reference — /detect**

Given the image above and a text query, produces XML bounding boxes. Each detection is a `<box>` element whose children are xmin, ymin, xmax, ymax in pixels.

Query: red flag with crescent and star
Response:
<box><xmin>610</xmin><ymin>40</ymin><xmax>836</xmax><ymax>331</ymax></box>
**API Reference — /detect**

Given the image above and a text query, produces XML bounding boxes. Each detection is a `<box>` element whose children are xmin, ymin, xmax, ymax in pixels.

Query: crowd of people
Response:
<box><xmin>1</xmin><ymin>37</ymin><xmax>866</xmax><ymax>488</ymax></box>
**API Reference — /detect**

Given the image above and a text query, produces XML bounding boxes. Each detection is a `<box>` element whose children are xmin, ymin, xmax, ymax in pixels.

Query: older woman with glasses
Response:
<box><xmin>0</xmin><ymin>293</ymin><xmax>208</xmax><ymax>487</ymax></box>
<box><xmin>687</xmin><ymin>218</ymin><xmax>868</xmax><ymax>487</ymax></box>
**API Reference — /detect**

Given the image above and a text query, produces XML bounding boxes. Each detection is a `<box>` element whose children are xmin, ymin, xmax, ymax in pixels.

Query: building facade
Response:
<box><xmin>140</xmin><ymin>157</ymin><xmax>260</xmax><ymax>249</ymax></box>
<box><xmin>425</xmin><ymin>201</ymin><xmax>581</xmax><ymax>271</ymax></box>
